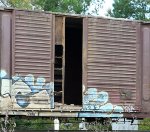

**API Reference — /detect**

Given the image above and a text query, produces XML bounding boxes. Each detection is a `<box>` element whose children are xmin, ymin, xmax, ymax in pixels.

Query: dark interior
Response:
<box><xmin>64</xmin><ymin>17</ymin><xmax>83</xmax><ymax>105</ymax></box>
<box><xmin>54</xmin><ymin>45</ymin><xmax>63</xmax><ymax>103</ymax></box>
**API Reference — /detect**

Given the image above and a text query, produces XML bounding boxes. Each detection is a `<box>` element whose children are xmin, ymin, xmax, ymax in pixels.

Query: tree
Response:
<box><xmin>107</xmin><ymin>0</ymin><xmax>150</xmax><ymax>20</ymax></box>
<box><xmin>0</xmin><ymin>0</ymin><xmax>32</xmax><ymax>9</ymax></box>
<box><xmin>32</xmin><ymin>0</ymin><xmax>104</xmax><ymax>14</ymax></box>
<box><xmin>0</xmin><ymin>0</ymin><xmax>104</xmax><ymax>15</ymax></box>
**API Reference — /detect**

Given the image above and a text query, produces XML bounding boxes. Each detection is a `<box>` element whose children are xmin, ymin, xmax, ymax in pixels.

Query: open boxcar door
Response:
<box><xmin>12</xmin><ymin>10</ymin><xmax>55</xmax><ymax>109</ymax></box>
<box><xmin>82</xmin><ymin>17</ymin><xmax>142</xmax><ymax>117</ymax></box>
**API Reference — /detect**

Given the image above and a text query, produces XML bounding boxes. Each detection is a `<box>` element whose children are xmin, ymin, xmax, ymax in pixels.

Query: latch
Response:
<box><xmin>120</xmin><ymin>89</ymin><xmax>132</xmax><ymax>100</ymax></box>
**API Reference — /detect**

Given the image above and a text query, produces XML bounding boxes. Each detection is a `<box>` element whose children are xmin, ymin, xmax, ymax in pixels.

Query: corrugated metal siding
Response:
<box><xmin>142</xmin><ymin>25</ymin><xmax>150</xmax><ymax>112</ymax></box>
<box><xmin>12</xmin><ymin>11</ymin><xmax>53</xmax><ymax>82</ymax></box>
<box><xmin>86</xmin><ymin>18</ymin><xmax>138</xmax><ymax>105</ymax></box>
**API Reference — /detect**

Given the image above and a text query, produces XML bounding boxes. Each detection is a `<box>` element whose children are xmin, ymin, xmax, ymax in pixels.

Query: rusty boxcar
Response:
<box><xmin>0</xmin><ymin>8</ymin><xmax>150</xmax><ymax>119</ymax></box>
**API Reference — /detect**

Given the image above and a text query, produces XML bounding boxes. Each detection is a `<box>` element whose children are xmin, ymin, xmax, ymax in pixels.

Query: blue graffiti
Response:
<box><xmin>43</xmin><ymin>82</ymin><xmax>54</xmax><ymax>108</ymax></box>
<box><xmin>12</xmin><ymin>74</ymin><xmax>54</xmax><ymax>108</ymax></box>
<box><xmin>83</xmin><ymin>88</ymin><xmax>109</xmax><ymax>110</ymax></box>
<box><xmin>0</xmin><ymin>70</ymin><xmax>7</xmax><ymax>78</ymax></box>
<box><xmin>82</xmin><ymin>88</ymin><xmax>123</xmax><ymax>117</ymax></box>
<box><xmin>24</xmin><ymin>74</ymin><xmax>45</xmax><ymax>93</ymax></box>
<box><xmin>12</xmin><ymin>75</ymin><xmax>21</xmax><ymax>82</ymax></box>
<box><xmin>78</xmin><ymin>112</ymin><xmax>123</xmax><ymax>118</ymax></box>
<box><xmin>15</xmin><ymin>92</ymin><xmax>30</xmax><ymax>108</ymax></box>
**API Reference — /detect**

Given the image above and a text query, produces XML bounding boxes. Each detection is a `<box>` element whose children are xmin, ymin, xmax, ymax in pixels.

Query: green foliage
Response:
<box><xmin>60</xmin><ymin>118</ymin><xmax>80</xmax><ymax>130</ymax></box>
<box><xmin>139</xmin><ymin>118</ymin><xmax>150</xmax><ymax>130</ymax></box>
<box><xmin>15</xmin><ymin>117</ymin><xmax>53</xmax><ymax>130</ymax></box>
<box><xmin>107</xmin><ymin>0</ymin><xmax>134</xmax><ymax>19</ymax></box>
<box><xmin>0</xmin><ymin>0</ymin><xmax>104</xmax><ymax>15</ymax></box>
<box><xmin>87</xmin><ymin>122</ymin><xmax>112</xmax><ymax>131</ymax></box>
<box><xmin>0</xmin><ymin>0</ymin><xmax>33</xmax><ymax>9</ymax></box>
<box><xmin>60</xmin><ymin>118</ymin><xmax>112</xmax><ymax>131</ymax></box>
<box><xmin>0</xmin><ymin>117</ymin><xmax>16</xmax><ymax>132</ymax></box>
<box><xmin>32</xmin><ymin>0</ymin><xmax>104</xmax><ymax>14</ymax></box>
<box><xmin>107</xmin><ymin>0</ymin><xmax>150</xmax><ymax>20</ymax></box>
<box><xmin>13</xmin><ymin>117</ymin><xmax>112</xmax><ymax>131</ymax></box>
<box><xmin>32</xmin><ymin>0</ymin><xmax>89</xmax><ymax>14</ymax></box>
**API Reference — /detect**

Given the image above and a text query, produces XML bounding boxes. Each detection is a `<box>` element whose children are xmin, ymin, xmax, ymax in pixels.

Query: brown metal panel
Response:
<box><xmin>0</xmin><ymin>12</ymin><xmax>11</xmax><ymax>78</ymax></box>
<box><xmin>12</xmin><ymin>10</ymin><xmax>16</xmax><ymax>78</ymax></box>
<box><xmin>12</xmin><ymin>10</ymin><xmax>54</xmax><ymax>82</ymax></box>
<box><xmin>142</xmin><ymin>24</ymin><xmax>150</xmax><ymax>113</ymax></box>
<box><xmin>142</xmin><ymin>27</ymin><xmax>150</xmax><ymax>101</ymax></box>
<box><xmin>85</xmin><ymin>18</ymin><xmax>140</xmax><ymax>106</ymax></box>
<box><xmin>135</xmin><ymin>23</ymin><xmax>142</xmax><ymax>107</ymax></box>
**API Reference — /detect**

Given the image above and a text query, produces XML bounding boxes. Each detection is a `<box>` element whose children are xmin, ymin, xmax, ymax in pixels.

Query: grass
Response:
<box><xmin>14</xmin><ymin>117</ymin><xmax>53</xmax><ymax>130</ymax></box>
<box><xmin>139</xmin><ymin>118</ymin><xmax>150</xmax><ymax>131</ymax></box>
<box><xmin>13</xmin><ymin>117</ymin><xmax>150</xmax><ymax>131</ymax></box>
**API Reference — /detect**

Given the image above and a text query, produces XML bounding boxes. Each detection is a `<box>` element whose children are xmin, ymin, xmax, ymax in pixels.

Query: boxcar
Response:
<box><xmin>0</xmin><ymin>8</ymin><xmax>150</xmax><ymax>119</ymax></box>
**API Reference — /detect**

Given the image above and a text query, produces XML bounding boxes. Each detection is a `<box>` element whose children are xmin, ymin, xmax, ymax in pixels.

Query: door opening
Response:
<box><xmin>64</xmin><ymin>18</ymin><xmax>83</xmax><ymax>105</ymax></box>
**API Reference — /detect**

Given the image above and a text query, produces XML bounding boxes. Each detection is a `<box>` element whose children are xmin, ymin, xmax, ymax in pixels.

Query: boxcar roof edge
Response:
<box><xmin>0</xmin><ymin>7</ymin><xmax>148</xmax><ymax>23</ymax></box>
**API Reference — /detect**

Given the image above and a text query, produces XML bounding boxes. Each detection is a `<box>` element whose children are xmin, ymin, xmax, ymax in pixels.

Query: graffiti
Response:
<box><xmin>24</xmin><ymin>74</ymin><xmax>46</xmax><ymax>93</ymax></box>
<box><xmin>27</xmin><ymin>112</ymin><xmax>36</xmax><ymax>116</ymax></box>
<box><xmin>123</xmin><ymin>105</ymin><xmax>135</xmax><ymax>112</ymax></box>
<box><xmin>0</xmin><ymin>70</ymin><xmax>139</xmax><ymax>118</ymax></box>
<box><xmin>0</xmin><ymin>70</ymin><xmax>54</xmax><ymax>109</ymax></box>
<box><xmin>12</xmin><ymin>74</ymin><xmax>54</xmax><ymax>108</ymax></box>
<box><xmin>81</xmin><ymin>88</ymin><xmax>124</xmax><ymax>117</ymax></box>
<box><xmin>15</xmin><ymin>92</ymin><xmax>30</xmax><ymax>108</ymax></box>
<box><xmin>0</xmin><ymin>70</ymin><xmax>7</xmax><ymax>78</ymax></box>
